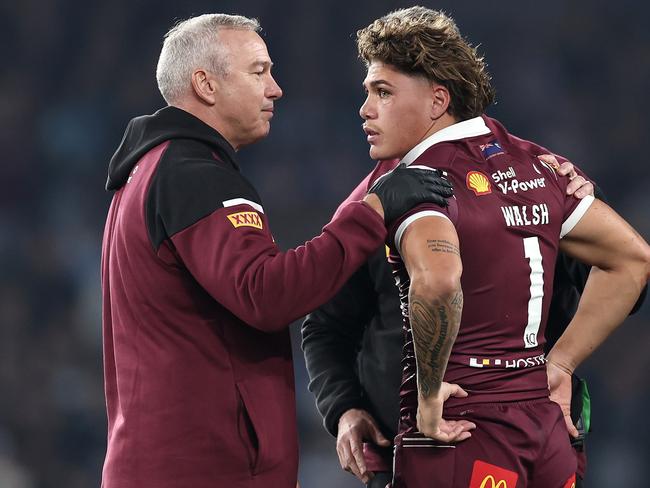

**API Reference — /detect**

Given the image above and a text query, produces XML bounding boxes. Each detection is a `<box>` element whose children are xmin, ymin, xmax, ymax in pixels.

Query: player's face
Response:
<box><xmin>212</xmin><ymin>29</ymin><xmax>283</xmax><ymax>150</ymax></box>
<box><xmin>360</xmin><ymin>61</ymin><xmax>435</xmax><ymax>160</ymax></box>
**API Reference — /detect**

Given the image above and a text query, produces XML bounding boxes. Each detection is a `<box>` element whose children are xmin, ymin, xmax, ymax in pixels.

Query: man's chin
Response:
<box><xmin>369</xmin><ymin>146</ymin><xmax>384</xmax><ymax>160</ymax></box>
<box><xmin>369</xmin><ymin>145</ymin><xmax>394</xmax><ymax>161</ymax></box>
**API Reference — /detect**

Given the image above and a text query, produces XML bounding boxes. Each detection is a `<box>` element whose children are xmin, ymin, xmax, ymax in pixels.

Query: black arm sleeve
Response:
<box><xmin>301</xmin><ymin>260</ymin><xmax>377</xmax><ymax>437</ymax></box>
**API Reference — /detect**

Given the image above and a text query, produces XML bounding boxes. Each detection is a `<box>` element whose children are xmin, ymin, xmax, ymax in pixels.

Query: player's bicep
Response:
<box><xmin>560</xmin><ymin>198</ymin><xmax>650</xmax><ymax>274</ymax></box>
<box><xmin>401</xmin><ymin>216</ymin><xmax>462</xmax><ymax>292</ymax></box>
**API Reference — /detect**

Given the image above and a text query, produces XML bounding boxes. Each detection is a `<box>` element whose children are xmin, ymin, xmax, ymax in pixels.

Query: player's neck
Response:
<box><xmin>420</xmin><ymin>112</ymin><xmax>459</xmax><ymax>141</ymax></box>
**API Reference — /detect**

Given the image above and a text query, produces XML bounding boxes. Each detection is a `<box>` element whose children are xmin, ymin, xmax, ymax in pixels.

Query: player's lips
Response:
<box><xmin>363</xmin><ymin>125</ymin><xmax>380</xmax><ymax>143</ymax></box>
<box><xmin>262</xmin><ymin>106</ymin><xmax>274</xmax><ymax>117</ymax></box>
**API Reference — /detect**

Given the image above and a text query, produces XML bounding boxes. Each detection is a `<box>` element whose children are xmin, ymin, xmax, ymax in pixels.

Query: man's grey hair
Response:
<box><xmin>156</xmin><ymin>14</ymin><xmax>261</xmax><ymax>104</ymax></box>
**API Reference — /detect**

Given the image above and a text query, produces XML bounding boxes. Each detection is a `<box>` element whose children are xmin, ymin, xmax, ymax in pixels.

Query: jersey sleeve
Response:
<box><xmin>149</xmin><ymin>159</ymin><xmax>387</xmax><ymax>332</ymax></box>
<box><xmin>539</xmin><ymin>158</ymin><xmax>595</xmax><ymax>238</ymax></box>
<box><xmin>384</xmin><ymin>163</ymin><xmax>458</xmax><ymax>255</ymax></box>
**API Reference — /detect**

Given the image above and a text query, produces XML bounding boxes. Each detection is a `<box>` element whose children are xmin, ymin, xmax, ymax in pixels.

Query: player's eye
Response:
<box><xmin>378</xmin><ymin>89</ymin><xmax>391</xmax><ymax>98</ymax></box>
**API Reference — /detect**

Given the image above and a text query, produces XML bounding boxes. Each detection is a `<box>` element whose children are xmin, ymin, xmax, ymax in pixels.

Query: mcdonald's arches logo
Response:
<box><xmin>479</xmin><ymin>476</ymin><xmax>506</xmax><ymax>488</ymax></box>
<box><xmin>469</xmin><ymin>460</ymin><xmax>518</xmax><ymax>488</ymax></box>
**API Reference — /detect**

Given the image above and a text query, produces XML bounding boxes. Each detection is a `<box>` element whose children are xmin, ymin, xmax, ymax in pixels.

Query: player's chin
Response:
<box><xmin>369</xmin><ymin>144</ymin><xmax>389</xmax><ymax>161</ymax></box>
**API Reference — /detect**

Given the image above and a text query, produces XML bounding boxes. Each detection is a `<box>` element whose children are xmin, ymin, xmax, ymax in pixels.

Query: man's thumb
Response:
<box><xmin>370</xmin><ymin>424</ymin><xmax>391</xmax><ymax>446</ymax></box>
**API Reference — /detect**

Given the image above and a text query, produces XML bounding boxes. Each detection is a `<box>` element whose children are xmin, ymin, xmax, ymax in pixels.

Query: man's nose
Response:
<box><xmin>359</xmin><ymin>96</ymin><xmax>374</xmax><ymax>119</ymax></box>
<box><xmin>267</xmin><ymin>74</ymin><xmax>283</xmax><ymax>100</ymax></box>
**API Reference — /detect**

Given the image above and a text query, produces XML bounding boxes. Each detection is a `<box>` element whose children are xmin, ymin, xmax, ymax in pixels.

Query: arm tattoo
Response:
<box><xmin>410</xmin><ymin>290</ymin><xmax>463</xmax><ymax>398</ymax></box>
<box><xmin>426</xmin><ymin>239</ymin><xmax>460</xmax><ymax>256</ymax></box>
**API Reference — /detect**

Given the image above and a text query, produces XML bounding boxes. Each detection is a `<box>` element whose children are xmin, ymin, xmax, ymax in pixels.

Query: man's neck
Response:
<box><xmin>420</xmin><ymin>112</ymin><xmax>459</xmax><ymax>142</ymax></box>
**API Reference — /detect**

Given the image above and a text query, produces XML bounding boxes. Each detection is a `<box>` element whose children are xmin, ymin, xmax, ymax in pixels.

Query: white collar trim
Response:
<box><xmin>400</xmin><ymin>116</ymin><xmax>491</xmax><ymax>166</ymax></box>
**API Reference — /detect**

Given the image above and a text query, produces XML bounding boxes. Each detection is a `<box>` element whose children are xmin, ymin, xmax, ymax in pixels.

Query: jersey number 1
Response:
<box><xmin>523</xmin><ymin>237</ymin><xmax>543</xmax><ymax>348</ymax></box>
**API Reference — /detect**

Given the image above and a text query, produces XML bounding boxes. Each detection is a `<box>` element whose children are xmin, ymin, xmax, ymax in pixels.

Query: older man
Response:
<box><xmin>100</xmin><ymin>13</ymin><xmax>450</xmax><ymax>488</ymax></box>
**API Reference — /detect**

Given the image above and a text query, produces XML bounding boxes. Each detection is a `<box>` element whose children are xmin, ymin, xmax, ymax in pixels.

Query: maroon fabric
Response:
<box><xmin>362</xmin><ymin>116</ymin><xmax>591</xmax><ymax>484</ymax></box>
<box><xmin>392</xmin><ymin>399</ymin><xmax>576</xmax><ymax>488</ymax></box>
<box><xmin>101</xmin><ymin>141</ymin><xmax>386</xmax><ymax>487</ymax></box>
<box><xmin>362</xmin><ymin>442</ymin><xmax>393</xmax><ymax>473</ymax></box>
<box><xmin>378</xmin><ymin>117</ymin><xmax>587</xmax><ymax>434</ymax></box>
<box><xmin>332</xmin><ymin>158</ymin><xmax>400</xmax><ymax>219</ymax></box>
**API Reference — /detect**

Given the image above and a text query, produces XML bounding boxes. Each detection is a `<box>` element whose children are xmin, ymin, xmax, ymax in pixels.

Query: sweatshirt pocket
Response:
<box><xmin>236</xmin><ymin>381</ymin><xmax>289</xmax><ymax>475</ymax></box>
<box><xmin>236</xmin><ymin>383</ymin><xmax>259</xmax><ymax>472</ymax></box>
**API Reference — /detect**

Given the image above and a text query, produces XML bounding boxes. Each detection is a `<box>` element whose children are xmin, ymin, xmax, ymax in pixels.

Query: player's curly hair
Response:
<box><xmin>356</xmin><ymin>6</ymin><xmax>495</xmax><ymax>120</ymax></box>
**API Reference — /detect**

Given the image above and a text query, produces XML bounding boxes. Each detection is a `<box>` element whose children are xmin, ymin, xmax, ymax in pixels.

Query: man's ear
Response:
<box><xmin>190</xmin><ymin>69</ymin><xmax>219</xmax><ymax>105</ymax></box>
<box><xmin>431</xmin><ymin>83</ymin><xmax>451</xmax><ymax>120</ymax></box>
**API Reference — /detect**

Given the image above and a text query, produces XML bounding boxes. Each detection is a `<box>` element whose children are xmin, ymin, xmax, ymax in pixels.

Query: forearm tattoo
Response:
<box><xmin>427</xmin><ymin>239</ymin><xmax>460</xmax><ymax>256</ymax></box>
<box><xmin>410</xmin><ymin>290</ymin><xmax>463</xmax><ymax>398</ymax></box>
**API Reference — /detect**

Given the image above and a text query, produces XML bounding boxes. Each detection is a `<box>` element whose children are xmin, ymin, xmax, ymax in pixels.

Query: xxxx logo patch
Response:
<box><xmin>468</xmin><ymin>460</ymin><xmax>518</xmax><ymax>488</ymax></box>
<box><xmin>227</xmin><ymin>211</ymin><xmax>263</xmax><ymax>230</ymax></box>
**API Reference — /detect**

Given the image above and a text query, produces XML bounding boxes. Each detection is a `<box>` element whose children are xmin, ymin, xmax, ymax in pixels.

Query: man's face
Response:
<box><xmin>360</xmin><ymin>61</ymin><xmax>434</xmax><ymax>160</ymax></box>
<box><xmin>213</xmin><ymin>29</ymin><xmax>282</xmax><ymax>149</ymax></box>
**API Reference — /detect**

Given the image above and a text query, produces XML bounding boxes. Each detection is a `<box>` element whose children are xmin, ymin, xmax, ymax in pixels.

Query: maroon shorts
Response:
<box><xmin>393</xmin><ymin>399</ymin><xmax>576</xmax><ymax>488</ymax></box>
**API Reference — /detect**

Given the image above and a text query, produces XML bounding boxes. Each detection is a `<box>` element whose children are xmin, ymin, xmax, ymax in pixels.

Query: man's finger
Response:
<box><xmin>565</xmin><ymin>416</ymin><xmax>580</xmax><ymax>438</ymax></box>
<box><xmin>567</xmin><ymin>178</ymin><xmax>594</xmax><ymax>198</ymax></box>
<box><xmin>350</xmin><ymin>439</ymin><xmax>369</xmax><ymax>483</ymax></box>
<box><xmin>337</xmin><ymin>437</ymin><xmax>365</xmax><ymax>482</ymax></box>
<box><xmin>446</xmin><ymin>383</ymin><xmax>468</xmax><ymax>398</ymax></box>
<box><xmin>556</xmin><ymin>160</ymin><xmax>576</xmax><ymax>178</ymax></box>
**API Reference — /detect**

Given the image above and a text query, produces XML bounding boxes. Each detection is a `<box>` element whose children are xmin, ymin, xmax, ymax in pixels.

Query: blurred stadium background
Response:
<box><xmin>1</xmin><ymin>0</ymin><xmax>649</xmax><ymax>486</ymax></box>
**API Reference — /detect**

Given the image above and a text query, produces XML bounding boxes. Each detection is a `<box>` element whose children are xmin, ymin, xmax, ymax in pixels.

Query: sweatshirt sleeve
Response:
<box><xmin>149</xmin><ymin>157</ymin><xmax>387</xmax><ymax>332</ymax></box>
<box><xmin>301</xmin><ymin>259</ymin><xmax>377</xmax><ymax>436</ymax></box>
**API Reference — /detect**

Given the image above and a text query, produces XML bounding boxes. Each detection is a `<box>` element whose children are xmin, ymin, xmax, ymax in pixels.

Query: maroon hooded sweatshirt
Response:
<box><xmin>100</xmin><ymin>106</ymin><xmax>386</xmax><ymax>487</ymax></box>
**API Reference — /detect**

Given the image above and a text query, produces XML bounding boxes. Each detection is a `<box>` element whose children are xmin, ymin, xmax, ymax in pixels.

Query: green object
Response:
<box><xmin>581</xmin><ymin>378</ymin><xmax>591</xmax><ymax>433</ymax></box>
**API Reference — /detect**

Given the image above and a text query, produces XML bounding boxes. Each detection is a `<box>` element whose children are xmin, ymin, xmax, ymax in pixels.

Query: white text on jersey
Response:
<box><xmin>501</xmin><ymin>203</ymin><xmax>549</xmax><ymax>227</ymax></box>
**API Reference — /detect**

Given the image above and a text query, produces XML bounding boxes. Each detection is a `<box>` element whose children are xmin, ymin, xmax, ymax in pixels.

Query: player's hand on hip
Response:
<box><xmin>336</xmin><ymin>408</ymin><xmax>390</xmax><ymax>484</ymax></box>
<box><xmin>365</xmin><ymin>163</ymin><xmax>454</xmax><ymax>226</ymax></box>
<box><xmin>546</xmin><ymin>360</ymin><xmax>580</xmax><ymax>438</ymax></box>
<box><xmin>417</xmin><ymin>382</ymin><xmax>476</xmax><ymax>443</ymax></box>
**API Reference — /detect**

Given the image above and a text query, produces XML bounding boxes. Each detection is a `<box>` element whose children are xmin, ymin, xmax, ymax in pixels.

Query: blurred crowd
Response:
<box><xmin>1</xmin><ymin>1</ymin><xmax>648</xmax><ymax>487</ymax></box>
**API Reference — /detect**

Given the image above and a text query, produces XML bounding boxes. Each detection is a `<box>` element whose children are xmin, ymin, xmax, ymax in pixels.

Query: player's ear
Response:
<box><xmin>430</xmin><ymin>83</ymin><xmax>451</xmax><ymax>120</ymax></box>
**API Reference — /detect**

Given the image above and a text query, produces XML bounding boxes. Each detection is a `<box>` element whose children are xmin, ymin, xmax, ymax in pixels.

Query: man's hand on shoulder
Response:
<box><xmin>336</xmin><ymin>408</ymin><xmax>390</xmax><ymax>484</ymax></box>
<box><xmin>416</xmin><ymin>382</ymin><xmax>475</xmax><ymax>443</ymax></box>
<box><xmin>538</xmin><ymin>154</ymin><xmax>594</xmax><ymax>199</ymax></box>
<box><xmin>364</xmin><ymin>163</ymin><xmax>453</xmax><ymax>226</ymax></box>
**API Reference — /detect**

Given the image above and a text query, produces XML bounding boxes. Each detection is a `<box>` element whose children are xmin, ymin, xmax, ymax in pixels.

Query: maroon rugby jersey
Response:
<box><xmin>374</xmin><ymin>116</ymin><xmax>594</xmax><ymax>433</ymax></box>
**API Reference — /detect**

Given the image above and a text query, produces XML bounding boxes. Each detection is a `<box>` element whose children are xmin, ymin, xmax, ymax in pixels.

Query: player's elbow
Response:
<box><xmin>409</xmin><ymin>268</ymin><xmax>462</xmax><ymax>301</ymax></box>
<box><xmin>640</xmin><ymin>241</ymin><xmax>650</xmax><ymax>284</ymax></box>
<box><xmin>624</xmin><ymin>238</ymin><xmax>650</xmax><ymax>289</ymax></box>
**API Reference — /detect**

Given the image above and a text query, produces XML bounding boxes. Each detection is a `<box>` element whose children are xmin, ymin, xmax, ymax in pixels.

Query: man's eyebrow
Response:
<box><xmin>250</xmin><ymin>60</ymin><xmax>273</xmax><ymax>69</ymax></box>
<box><xmin>362</xmin><ymin>79</ymin><xmax>395</xmax><ymax>89</ymax></box>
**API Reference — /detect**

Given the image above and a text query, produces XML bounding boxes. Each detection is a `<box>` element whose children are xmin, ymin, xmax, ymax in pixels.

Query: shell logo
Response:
<box><xmin>466</xmin><ymin>171</ymin><xmax>492</xmax><ymax>195</ymax></box>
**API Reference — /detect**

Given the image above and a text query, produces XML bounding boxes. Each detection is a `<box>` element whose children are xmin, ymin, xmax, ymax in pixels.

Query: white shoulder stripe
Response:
<box><xmin>395</xmin><ymin>210</ymin><xmax>451</xmax><ymax>255</ymax></box>
<box><xmin>223</xmin><ymin>198</ymin><xmax>264</xmax><ymax>214</ymax></box>
<box><xmin>560</xmin><ymin>195</ymin><xmax>594</xmax><ymax>238</ymax></box>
